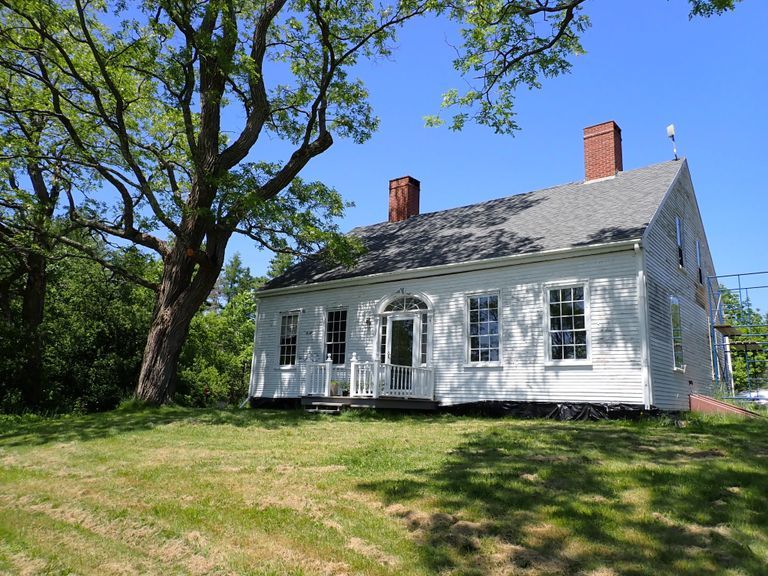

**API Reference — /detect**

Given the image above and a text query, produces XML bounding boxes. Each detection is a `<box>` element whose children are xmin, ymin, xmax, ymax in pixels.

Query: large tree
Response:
<box><xmin>0</xmin><ymin>0</ymin><xmax>742</xmax><ymax>405</ymax></box>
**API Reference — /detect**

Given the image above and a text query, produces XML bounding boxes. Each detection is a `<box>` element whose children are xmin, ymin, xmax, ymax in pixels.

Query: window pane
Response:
<box><xmin>380</xmin><ymin>322</ymin><xmax>387</xmax><ymax>363</ymax></box>
<box><xmin>325</xmin><ymin>310</ymin><xmax>347</xmax><ymax>364</ymax></box>
<box><xmin>279</xmin><ymin>313</ymin><xmax>299</xmax><ymax>366</ymax></box>
<box><xmin>548</xmin><ymin>285</ymin><xmax>587</xmax><ymax>361</ymax></box>
<box><xmin>670</xmin><ymin>296</ymin><xmax>684</xmax><ymax>368</ymax></box>
<box><xmin>467</xmin><ymin>295</ymin><xmax>500</xmax><ymax>362</ymax></box>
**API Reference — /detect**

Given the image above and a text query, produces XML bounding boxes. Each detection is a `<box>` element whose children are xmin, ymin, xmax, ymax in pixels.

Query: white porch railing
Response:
<box><xmin>304</xmin><ymin>353</ymin><xmax>434</xmax><ymax>400</ymax></box>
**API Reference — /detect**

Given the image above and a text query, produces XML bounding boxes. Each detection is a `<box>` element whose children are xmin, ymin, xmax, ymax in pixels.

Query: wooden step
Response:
<box><xmin>304</xmin><ymin>401</ymin><xmax>344</xmax><ymax>415</ymax></box>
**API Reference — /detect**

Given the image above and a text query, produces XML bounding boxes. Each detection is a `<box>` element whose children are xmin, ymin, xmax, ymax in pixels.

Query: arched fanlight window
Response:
<box><xmin>384</xmin><ymin>295</ymin><xmax>428</xmax><ymax>312</ymax></box>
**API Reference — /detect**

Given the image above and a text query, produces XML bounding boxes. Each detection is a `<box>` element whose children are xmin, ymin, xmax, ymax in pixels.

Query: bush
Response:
<box><xmin>176</xmin><ymin>291</ymin><xmax>255</xmax><ymax>407</ymax></box>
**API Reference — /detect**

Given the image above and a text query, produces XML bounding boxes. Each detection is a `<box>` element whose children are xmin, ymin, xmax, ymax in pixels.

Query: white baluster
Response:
<box><xmin>324</xmin><ymin>354</ymin><xmax>333</xmax><ymax>396</ymax></box>
<box><xmin>350</xmin><ymin>352</ymin><xmax>358</xmax><ymax>397</ymax></box>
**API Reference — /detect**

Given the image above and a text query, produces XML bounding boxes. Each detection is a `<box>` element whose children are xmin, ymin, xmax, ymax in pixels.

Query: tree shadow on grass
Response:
<box><xmin>0</xmin><ymin>406</ymin><xmax>316</xmax><ymax>447</ymax></box>
<box><xmin>361</xmin><ymin>419</ymin><xmax>768</xmax><ymax>575</ymax></box>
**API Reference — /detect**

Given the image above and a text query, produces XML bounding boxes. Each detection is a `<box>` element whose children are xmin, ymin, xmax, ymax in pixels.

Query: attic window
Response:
<box><xmin>696</xmin><ymin>240</ymin><xmax>703</xmax><ymax>284</ymax></box>
<box><xmin>675</xmin><ymin>216</ymin><xmax>685</xmax><ymax>268</ymax></box>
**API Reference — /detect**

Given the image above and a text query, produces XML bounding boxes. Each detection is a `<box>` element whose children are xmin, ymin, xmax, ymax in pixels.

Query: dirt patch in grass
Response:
<box><xmin>347</xmin><ymin>536</ymin><xmax>400</xmax><ymax>567</ymax></box>
<box><xmin>7</xmin><ymin>551</ymin><xmax>47</xmax><ymax>576</ymax></box>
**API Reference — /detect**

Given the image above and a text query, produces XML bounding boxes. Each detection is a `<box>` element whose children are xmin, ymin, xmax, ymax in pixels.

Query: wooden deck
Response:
<box><xmin>301</xmin><ymin>395</ymin><xmax>440</xmax><ymax>411</ymax></box>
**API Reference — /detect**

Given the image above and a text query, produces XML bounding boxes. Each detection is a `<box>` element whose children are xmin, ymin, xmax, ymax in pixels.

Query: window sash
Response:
<box><xmin>675</xmin><ymin>216</ymin><xmax>685</xmax><ymax>268</ymax></box>
<box><xmin>325</xmin><ymin>309</ymin><xmax>347</xmax><ymax>364</ymax></box>
<box><xmin>466</xmin><ymin>294</ymin><xmax>500</xmax><ymax>363</ymax></box>
<box><xmin>279</xmin><ymin>313</ymin><xmax>299</xmax><ymax>366</ymax></box>
<box><xmin>670</xmin><ymin>296</ymin><xmax>684</xmax><ymax>369</ymax></box>
<box><xmin>548</xmin><ymin>285</ymin><xmax>588</xmax><ymax>361</ymax></box>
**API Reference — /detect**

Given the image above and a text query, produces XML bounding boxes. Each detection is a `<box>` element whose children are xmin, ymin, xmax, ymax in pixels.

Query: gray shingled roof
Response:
<box><xmin>263</xmin><ymin>160</ymin><xmax>683</xmax><ymax>290</ymax></box>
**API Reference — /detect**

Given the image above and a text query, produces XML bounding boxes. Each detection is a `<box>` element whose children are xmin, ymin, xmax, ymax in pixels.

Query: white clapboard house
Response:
<box><xmin>248</xmin><ymin>121</ymin><xmax>717</xmax><ymax>412</ymax></box>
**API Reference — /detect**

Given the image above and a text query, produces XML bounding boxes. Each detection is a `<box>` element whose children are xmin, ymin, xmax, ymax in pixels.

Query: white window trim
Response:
<box><xmin>543</xmin><ymin>280</ymin><xmax>592</xmax><ymax>367</ymax></box>
<box><xmin>278</xmin><ymin>311</ymin><xmax>300</xmax><ymax>369</ymax></box>
<box><xmin>376</xmin><ymin>293</ymin><xmax>433</xmax><ymax>367</ymax></box>
<box><xmin>323</xmin><ymin>306</ymin><xmax>349</xmax><ymax>365</ymax></box>
<box><xmin>464</xmin><ymin>289</ymin><xmax>503</xmax><ymax>368</ymax></box>
<box><xmin>670</xmin><ymin>295</ymin><xmax>685</xmax><ymax>372</ymax></box>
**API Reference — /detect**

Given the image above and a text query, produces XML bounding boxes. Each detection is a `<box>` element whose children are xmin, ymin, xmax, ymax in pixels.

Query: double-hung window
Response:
<box><xmin>467</xmin><ymin>294</ymin><xmax>500</xmax><ymax>363</ymax></box>
<box><xmin>325</xmin><ymin>309</ymin><xmax>347</xmax><ymax>364</ymax></box>
<box><xmin>670</xmin><ymin>296</ymin><xmax>684</xmax><ymax>370</ymax></box>
<box><xmin>548</xmin><ymin>285</ymin><xmax>588</xmax><ymax>361</ymax></box>
<box><xmin>279</xmin><ymin>313</ymin><xmax>299</xmax><ymax>366</ymax></box>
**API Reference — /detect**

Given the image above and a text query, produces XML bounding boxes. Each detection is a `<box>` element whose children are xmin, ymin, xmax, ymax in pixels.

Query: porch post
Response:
<box><xmin>372</xmin><ymin>360</ymin><xmax>380</xmax><ymax>399</ymax></box>
<box><xmin>324</xmin><ymin>354</ymin><xmax>333</xmax><ymax>396</ymax></box>
<box><xmin>350</xmin><ymin>352</ymin><xmax>358</xmax><ymax>397</ymax></box>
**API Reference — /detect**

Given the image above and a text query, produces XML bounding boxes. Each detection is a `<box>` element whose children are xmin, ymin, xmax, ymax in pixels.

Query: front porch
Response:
<box><xmin>301</xmin><ymin>353</ymin><xmax>436</xmax><ymax>407</ymax></box>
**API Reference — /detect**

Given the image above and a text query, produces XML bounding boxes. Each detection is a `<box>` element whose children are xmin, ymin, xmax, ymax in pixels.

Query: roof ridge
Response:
<box><xmin>350</xmin><ymin>159</ymin><xmax>682</xmax><ymax>234</ymax></box>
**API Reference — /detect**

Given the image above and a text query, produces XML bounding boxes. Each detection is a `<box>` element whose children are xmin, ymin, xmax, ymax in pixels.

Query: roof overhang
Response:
<box><xmin>257</xmin><ymin>238</ymin><xmax>642</xmax><ymax>298</ymax></box>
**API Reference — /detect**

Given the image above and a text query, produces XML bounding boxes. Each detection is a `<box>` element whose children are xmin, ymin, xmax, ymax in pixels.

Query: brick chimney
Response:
<box><xmin>388</xmin><ymin>176</ymin><xmax>420</xmax><ymax>222</ymax></box>
<box><xmin>583</xmin><ymin>121</ymin><xmax>623</xmax><ymax>181</ymax></box>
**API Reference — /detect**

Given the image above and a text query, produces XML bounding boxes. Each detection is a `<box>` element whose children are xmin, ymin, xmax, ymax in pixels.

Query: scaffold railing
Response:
<box><xmin>707</xmin><ymin>271</ymin><xmax>768</xmax><ymax>396</ymax></box>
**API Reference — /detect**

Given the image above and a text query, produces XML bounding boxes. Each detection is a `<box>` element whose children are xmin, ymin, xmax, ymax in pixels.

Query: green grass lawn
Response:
<box><xmin>0</xmin><ymin>407</ymin><xmax>766</xmax><ymax>576</ymax></box>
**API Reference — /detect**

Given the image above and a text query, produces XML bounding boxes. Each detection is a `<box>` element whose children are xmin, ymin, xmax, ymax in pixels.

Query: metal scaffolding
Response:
<box><xmin>707</xmin><ymin>271</ymin><xmax>768</xmax><ymax>395</ymax></box>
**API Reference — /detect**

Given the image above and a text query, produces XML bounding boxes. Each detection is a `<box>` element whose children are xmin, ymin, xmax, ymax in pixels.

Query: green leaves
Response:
<box><xmin>434</xmin><ymin>0</ymin><xmax>589</xmax><ymax>134</ymax></box>
<box><xmin>688</xmin><ymin>0</ymin><xmax>741</xmax><ymax>18</ymax></box>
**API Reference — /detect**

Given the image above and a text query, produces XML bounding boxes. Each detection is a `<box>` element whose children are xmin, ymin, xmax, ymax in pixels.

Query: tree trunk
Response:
<box><xmin>134</xmin><ymin>244</ymin><xmax>223</xmax><ymax>404</ymax></box>
<box><xmin>20</xmin><ymin>250</ymin><xmax>46</xmax><ymax>408</ymax></box>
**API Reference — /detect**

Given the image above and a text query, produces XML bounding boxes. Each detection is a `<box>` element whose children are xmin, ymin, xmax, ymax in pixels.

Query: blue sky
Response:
<box><xmin>230</xmin><ymin>0</ymin><xmax>768</xmax><ymax>295</ymax></box>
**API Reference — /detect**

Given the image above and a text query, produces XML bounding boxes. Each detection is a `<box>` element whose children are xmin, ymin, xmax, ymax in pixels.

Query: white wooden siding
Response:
<box><xmin>250</xmin><ymin>250</ymin><xmax>645</xmax><ymax>406</ymax></box>
<box><xmin>643</xmin><ymin>161</ymin><xmax>716</xmax><ymax>410</ymax></box>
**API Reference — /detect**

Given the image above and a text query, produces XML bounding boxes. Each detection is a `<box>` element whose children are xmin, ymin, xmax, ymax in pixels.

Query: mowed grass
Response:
<box><xmin>0</xmin><ymin>408</ymin><xmax>766</xmax><ymax>576</ymax></box>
